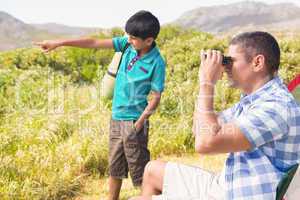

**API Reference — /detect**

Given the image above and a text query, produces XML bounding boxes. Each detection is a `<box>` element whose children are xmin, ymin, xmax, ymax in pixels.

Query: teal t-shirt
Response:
<box><xmin>112</xmin><ymin>36</ymin><xmax>166</xmax><ymax>120</ymax></box>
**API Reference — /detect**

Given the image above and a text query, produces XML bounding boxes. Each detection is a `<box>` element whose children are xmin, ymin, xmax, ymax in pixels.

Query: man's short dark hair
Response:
<box><xmin>230</xmin><ymin>31</ymin><xmax>280</xmax><ymax>74</ymax></box>
<box><xmin>125</xmin><ymin>10</ymin><xmax>160</xmax><ymax>40</ymax></box>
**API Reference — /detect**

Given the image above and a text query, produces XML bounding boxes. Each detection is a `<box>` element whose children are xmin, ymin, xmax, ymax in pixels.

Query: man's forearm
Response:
<box><xmin>193</xmin><ymin>84</ymin><xmax>220</xmax><ymax>143</ymax></box>
<box><xmin>195</xmin><ymin>84</ymin><xmax>218</xmax><ymax>122</ymax></box>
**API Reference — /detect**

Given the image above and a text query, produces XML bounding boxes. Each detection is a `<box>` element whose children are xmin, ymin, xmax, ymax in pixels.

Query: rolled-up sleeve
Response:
<box><xmin>150</xmin><ymin>62</ymin><xmax>166</xmax><ymax>93</ymax></box>
<box><xmin>218</xmin><ymin>103</ymin><xmax>239</xmax><ymax>124</ymax></box>
<box><xmin>112</xmin><ymin>36</ymin><xmax>128</xmax><ymax>52</ymax></box>
<box><xmin>234</xmin><ymin>101</ymin><xmax>289</xmax><ymax>148</ymax></box>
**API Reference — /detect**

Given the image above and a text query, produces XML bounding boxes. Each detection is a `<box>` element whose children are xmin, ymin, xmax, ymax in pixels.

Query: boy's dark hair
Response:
<box><xmin>230</xmin><ymin>31</ymin><xmax>280</xmax><ymax>74</ymax></box>
<box><xmin>125</xmin><ymin>10</ymin><xmax>160</xmax><ymax>40</ymax></box>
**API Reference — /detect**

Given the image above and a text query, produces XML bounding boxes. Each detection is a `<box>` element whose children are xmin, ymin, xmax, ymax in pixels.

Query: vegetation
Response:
<box><xmin>0</xmin><ymin>26</ymin><xmax>299</xmax><ymax>199</ymax></box>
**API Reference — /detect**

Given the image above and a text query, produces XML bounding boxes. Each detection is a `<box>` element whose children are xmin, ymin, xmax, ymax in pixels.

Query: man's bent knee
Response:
<box><xmin>145</xmin><ymin>160</ymin><xmax>166</xmax><ymax>177</ymax></box>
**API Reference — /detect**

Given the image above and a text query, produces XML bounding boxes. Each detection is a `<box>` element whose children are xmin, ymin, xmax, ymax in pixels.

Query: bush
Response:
<box><xmin>0</xmin><ymin>27</ymin><xmax>299</xmax><ymax>199</ymax></box>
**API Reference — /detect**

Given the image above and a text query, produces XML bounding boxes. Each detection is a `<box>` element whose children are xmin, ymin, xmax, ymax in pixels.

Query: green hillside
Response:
<box><xmin>0</xmin><ymin>26</ymin><xmax>299</xmax><ymax>199</ymax></box>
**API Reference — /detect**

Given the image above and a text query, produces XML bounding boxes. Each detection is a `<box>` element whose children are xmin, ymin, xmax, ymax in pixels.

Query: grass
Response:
<box><xmin>0</xmin><ymin>28</ymin><xmax>299</xmax><ymax>199</ymax></box>
<box><xmin>76</xmin><ymin>153</ymin><xmax>226</xmax><ymax>200</ymax></box>
<box><xmin>0</xmin><ymin>80</ymin><xmax>201</xmax><ymax>199</ymax></box>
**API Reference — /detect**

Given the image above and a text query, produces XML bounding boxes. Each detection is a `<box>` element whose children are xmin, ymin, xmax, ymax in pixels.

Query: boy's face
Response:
<box><xmin>127</xmin><ymin>35</ymin><xmax>154</xmax><ymax>51</ymax></box>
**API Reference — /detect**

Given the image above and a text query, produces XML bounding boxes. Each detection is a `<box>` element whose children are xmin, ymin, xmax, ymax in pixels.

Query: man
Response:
<box><xmin>36</xmin><ymin>10</ymin><xmax>166</xmax><ymax>200</ymax></box>
<box><xmin>130</xmin><ymin>31</ymin><xmax>300</xmax><ymax>200</ymax></box>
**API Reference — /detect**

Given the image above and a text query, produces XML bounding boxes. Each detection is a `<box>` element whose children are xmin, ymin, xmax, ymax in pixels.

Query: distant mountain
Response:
<box><xmin>0</xmin><ymin>11</ymin><xmax>102</xmax><ymax>51</ymax></box>
<box><xmin>0</xmin><ymin>11</ymin><xmax>59</xmax><ymax>51</ymax></box>
<box><xmin>2</xmin><ymin>1</ymin><xmax>300</xmax><ymax>51</ymax></box>
<box><xmin>31</xmin><ymin>23</ymin><xmax>103</xmax><ymax>37</ymax></box>
<box><xmin>174</xmin><ymin>1</ymin><xmax>300</xmax><ymax>33</ymax></box>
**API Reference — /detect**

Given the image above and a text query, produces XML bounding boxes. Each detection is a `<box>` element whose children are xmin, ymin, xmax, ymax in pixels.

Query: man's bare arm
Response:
<box><xmin>193</xmin><ymin>50</ymin><xmax>252</xmax><ymax>154</ymax></box>
<box><xmin>193</xmin><ymin>82</ymin><xmax>252</xmax><ymax>154</ymax></box>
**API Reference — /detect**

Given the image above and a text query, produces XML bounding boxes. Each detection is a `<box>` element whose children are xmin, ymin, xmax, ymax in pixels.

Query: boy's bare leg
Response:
<box><xmin>108</xmin><ymin>176</ymin><xmax>122</xmax><ymax>200</ymax></box>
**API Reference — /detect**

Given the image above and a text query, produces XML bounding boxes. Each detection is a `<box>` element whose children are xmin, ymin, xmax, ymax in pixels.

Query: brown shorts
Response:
<box><xmin>108</xmin><ymin>119</ymin><xmax>150</xmax><ymax>186</ymax></box>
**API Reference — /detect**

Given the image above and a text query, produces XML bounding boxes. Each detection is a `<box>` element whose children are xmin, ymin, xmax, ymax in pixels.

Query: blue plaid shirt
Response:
<box><xmin>219</xmin><ymin>76</ymin><xmax>300</xmax><ymax>200</ymax></box>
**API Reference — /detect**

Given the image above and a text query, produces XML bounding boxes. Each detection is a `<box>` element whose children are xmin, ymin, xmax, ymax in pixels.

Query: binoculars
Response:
<box><xmin>203</xmin><ymin>54</ymin><xmax>232</xmax><ymax>65</ymax></box>
<box><xmin>221</xmin><ymin>56</ymin><xmax>232</xmax><ymax>66</ymax></box>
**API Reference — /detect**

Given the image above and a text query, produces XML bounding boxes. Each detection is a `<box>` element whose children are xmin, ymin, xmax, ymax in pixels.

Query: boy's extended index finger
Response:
<box><xmin>32</xmin><ymin>41</ymin><xmax>44</xmax><ymax>46</ymax></box>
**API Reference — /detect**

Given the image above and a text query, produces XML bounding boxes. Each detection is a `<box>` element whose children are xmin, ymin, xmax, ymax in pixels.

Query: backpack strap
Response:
<box><xmin>106</xmin><ymin>42</ymin><xmax>130</xmax><ymax>78</ymax></box>
<box><xmin>116</xmin><ymin>42</ymin><xmax>130</xmax><ymax>73</ymax></box>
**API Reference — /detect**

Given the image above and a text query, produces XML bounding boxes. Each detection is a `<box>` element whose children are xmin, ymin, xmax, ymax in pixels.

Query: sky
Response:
<box><xmin>2</xmin><ymin>0</ymin><xmax>300</xmax><ymax>28</ymax></box>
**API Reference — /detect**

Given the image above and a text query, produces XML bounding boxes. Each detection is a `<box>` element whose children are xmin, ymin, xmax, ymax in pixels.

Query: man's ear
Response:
<box><xmin>252</xmin><ymin>54</ymin><xmax>265</xmax><ymax>72</ymax></box>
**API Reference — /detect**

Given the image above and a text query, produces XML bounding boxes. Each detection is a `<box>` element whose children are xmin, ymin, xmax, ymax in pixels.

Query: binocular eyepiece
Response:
<box><xmin>203</xmin><ymin>54</ymin><xmax>232</xmax><ymax>65</ymax></box>
<box><xmin>221</xmin><ymin>56</ymin><xmax>232</xmax><ymax>66</ymax></box>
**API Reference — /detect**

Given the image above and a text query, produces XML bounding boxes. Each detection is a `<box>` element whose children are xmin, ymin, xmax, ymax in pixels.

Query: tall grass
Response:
<box><xmin>0</xmin><ymin>26</ymin><xmax>299</xmax><ymax>199</ymax></box>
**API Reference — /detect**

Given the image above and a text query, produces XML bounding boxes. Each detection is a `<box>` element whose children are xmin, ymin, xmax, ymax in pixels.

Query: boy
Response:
<box><xmin>36</xmin><ymin>10</ymin><xmax>166</xmax><ymax>200</ymax></box>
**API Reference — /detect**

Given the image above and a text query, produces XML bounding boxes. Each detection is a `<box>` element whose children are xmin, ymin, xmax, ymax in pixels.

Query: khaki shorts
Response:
<box><xmin>108</xmin><ymin>119</ymin><xmax>150</xmax><ymax>186</ymax></box>
<box><xmin>152</xmin><ymin>162</ymin><xmax>225</xmax><ymax>200</ymax></box>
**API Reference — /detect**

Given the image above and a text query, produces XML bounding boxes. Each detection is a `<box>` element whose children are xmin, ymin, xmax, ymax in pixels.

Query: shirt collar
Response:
<box><xmin>240</xmin><ymin>76</ymin><xmax>283</xmax><ymax>105</ymax></box>
<box><xmin>129</xmin><ymin>42</ymin><xmax>159</xmax><ymax>64</ymax></box>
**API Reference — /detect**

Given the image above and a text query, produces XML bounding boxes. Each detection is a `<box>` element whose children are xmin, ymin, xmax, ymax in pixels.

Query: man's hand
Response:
<box><xmin>34</xmin><ymin>40</ymin><xmax>61</xmax><ymax>53</ymax></box>
<box><xmin>199</xmin><ymin>50</ymin><xmax>224</xmax><ymax>85</ymax></box>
